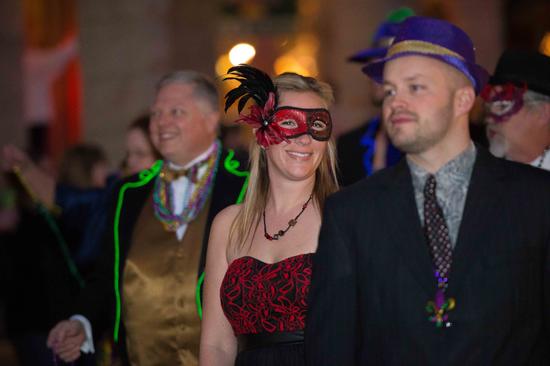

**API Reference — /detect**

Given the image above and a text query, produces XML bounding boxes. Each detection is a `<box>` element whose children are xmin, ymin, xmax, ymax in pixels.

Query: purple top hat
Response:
<box><xmin>348</xmin><ymin>22</ymin><xmax>402</xmax><ymax>63</ymax></box>
<box><xmin>348</xmin><ymin>7</ymin><xmax>415</xmax><ymax>63</ymax></box>
<box><xmin>362</xmin><ymin>16</ymin><xmax>489</xmax><ymax>94</ymax></box>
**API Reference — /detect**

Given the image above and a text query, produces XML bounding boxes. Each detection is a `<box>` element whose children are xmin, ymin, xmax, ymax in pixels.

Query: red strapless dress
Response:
<box><xmin>220</xmin><ymin>253</ymin><xmax>313</xmax><ymax>366</ymax></box>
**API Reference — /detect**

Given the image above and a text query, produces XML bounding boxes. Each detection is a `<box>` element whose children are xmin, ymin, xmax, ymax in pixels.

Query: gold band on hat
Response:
<box><xmin>387</xmin><ymin>40</ymin><xmax>465</xmax><ymax>60</ymax></box>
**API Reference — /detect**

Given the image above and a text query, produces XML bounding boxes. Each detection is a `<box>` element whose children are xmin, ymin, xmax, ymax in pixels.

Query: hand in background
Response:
<box><xmin>46</xmin><ymin>319</ymin><xmax>86</xmax><ymax>362</ymax></box>
<box><xmin>1</xmin><ymin>144</ymin><xmax>30</xmax><ymax>172</ymax></box>
<box><xmin>1</xmin><ymin>144</ymin><xmax>55</xmax><ymax>207</ymax></box>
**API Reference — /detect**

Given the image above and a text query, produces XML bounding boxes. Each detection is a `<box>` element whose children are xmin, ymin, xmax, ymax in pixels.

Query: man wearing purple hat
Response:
<box><xmin>306</xmin><ymin>16</ymin><xmax>550</xmax><ymax>365</ymax></box>
<box><xmin>482</xmin><ymin>50</ymin><xmax>550</xmax><ymax>170</ymax></box>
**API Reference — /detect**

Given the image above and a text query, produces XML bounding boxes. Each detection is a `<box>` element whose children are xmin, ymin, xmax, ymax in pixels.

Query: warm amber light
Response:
<box><xmin>273</xmin><ymin>32</ymin><xmax>319</xmax><ymax>76</ymax></box>
<box><xmin>215</xmin><ymin>54</ymin><xmax>232</xmax><ymax>76</ymax></box>
<box><xmin>229</xmin><ymin>43</ymin><xmax>256</xmax><ymax>65</ymax></box>
<box><xmin>274</xmin><ymin>54</ymin><xmax>311</xmax><ymax>76</ymax></box>
<box><xmin>540</xmin><ymin>33</ymin><xmax>550</xmax><ymax>57</ymax></box>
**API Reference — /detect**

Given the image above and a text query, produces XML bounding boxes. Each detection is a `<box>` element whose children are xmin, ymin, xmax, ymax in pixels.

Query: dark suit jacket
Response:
<box><xmin>5</xmin><ymin>208</ymin><xmax>80</xmax><ymax>335</ymax></box>
<box><xmin>306</xmin><ymin>147</ymin><xmax>550</xmax><ymax>365</ymax></box>
<box><xmin>73</xmin><ymin>150</ymin><xmax>248</xmax><ymax>361</ymax></box>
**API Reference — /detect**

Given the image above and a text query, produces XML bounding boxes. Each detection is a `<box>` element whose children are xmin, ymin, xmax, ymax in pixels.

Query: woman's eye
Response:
<box><xmin>311</xmin><ymin>120</ymin><xmax>327</xmax><ymax>131</ymax></box>
<box><xmin>278</xmin><ymin>119</ymin><xmax>298</xmax><ymax>128</ymax></box>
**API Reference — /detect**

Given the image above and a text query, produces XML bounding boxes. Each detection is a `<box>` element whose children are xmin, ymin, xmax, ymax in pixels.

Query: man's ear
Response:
<box><xmin>454</xmin><ymin>86</ymin><xmax>476</xmax><ymax>118</ymax></box>
<box><xmin>531</xmin><ymin>101</ymin><xmax>550</xmax><ymax>129</ymax></box>
<box><xmin>539</xmin><ymin>102</ymin><xmax>550</xmax><ymax>123</ymax></box>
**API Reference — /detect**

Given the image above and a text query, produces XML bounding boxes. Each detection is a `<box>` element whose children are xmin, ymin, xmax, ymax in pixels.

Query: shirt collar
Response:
<box><xmin>167</xmin><ymin>142</ymin><xmax>217</xmax><ymax>170</ymax></box>
<box><xmin>407</xmin><ymin>142</ymin><xmax>477</xmax><ymax>189</ymax></box>
<box><xmin>528</xmin><ymin>147</ymin><xmax>550</xmax><ymax>171</ymax></box>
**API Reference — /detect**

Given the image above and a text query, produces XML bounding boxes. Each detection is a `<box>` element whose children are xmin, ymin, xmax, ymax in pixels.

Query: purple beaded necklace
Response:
<box><xmin>153</xmin><ymin>140</ymin><xmax>221</xmax><ymax>231</ymax></box>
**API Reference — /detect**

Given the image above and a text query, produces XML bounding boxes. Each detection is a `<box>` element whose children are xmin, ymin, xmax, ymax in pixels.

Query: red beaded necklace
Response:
<box><xmin>263</xmin><ymin>194</ymin><xmax>313</xmax><ymax>241</ymax></box>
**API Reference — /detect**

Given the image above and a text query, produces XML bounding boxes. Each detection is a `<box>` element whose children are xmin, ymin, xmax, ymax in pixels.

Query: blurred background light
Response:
<box><xmin>215</xmin><ymin>53</ymin><xmax>232</xmax><ymax>76</ymax></box>
<box><xmin>540</xmin><ymin>32</ymin><xmax>550</xmax><ymax>56</ymax></box>
<box><xmin>228</xmin><ymin>43</ymin><xmax>256</xmax><ymax>65</ymax></box>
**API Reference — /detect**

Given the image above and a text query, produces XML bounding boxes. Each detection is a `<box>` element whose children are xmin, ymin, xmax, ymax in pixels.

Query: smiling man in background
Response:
<box><xmin>482</xmin><ymin>50</ymin><xmax>550</xmax><ymax>170</ymax></box>
<box><xmin>47</xmin><ymin>71</ymin><xmax>247</xmax><ymax>366</ymax></box>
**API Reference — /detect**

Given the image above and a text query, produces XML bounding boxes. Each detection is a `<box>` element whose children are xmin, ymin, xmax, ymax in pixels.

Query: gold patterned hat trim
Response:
<box><xmin>375</xmin><ymin>36</ymin><xmax>396</xmax><ymax>48</ymax></box>
<box><xmin>386</xmin><ymin>40</ymin><xmax>465</xmax><ymax>61</ymax></box>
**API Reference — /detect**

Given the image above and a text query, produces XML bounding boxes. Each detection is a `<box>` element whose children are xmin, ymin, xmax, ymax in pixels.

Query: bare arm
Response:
<box><xmin>199</xmin><ymin>205</ymin><xmax>239</xmax><ymax>366</ymax></box>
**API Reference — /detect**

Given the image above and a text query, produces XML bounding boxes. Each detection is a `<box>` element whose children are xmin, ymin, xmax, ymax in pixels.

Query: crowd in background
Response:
<box><xmin>0</xmin><ymin>7</ymin><xmax>549</xmax><ymax>366</ymax></box>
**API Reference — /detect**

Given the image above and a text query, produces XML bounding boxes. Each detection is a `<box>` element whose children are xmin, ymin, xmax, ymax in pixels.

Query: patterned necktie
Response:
<box><xmin>423</xmin><ymin>174</ymin><xmax>453</xmax><ymax>288</ymax></box>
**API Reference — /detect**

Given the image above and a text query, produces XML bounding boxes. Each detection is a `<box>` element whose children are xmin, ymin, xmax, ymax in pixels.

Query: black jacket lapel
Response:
<box><xmin>386</xmin><ymin>160</ymin><xmax>436</xmax><ymax>296</ymax></box>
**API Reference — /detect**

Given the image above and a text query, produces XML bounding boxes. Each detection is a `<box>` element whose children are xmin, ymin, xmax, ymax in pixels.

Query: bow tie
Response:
<box><xmin>159</xmin><ymin>162</ymin><xmax>203</xmax><ymax>183</ymax></box>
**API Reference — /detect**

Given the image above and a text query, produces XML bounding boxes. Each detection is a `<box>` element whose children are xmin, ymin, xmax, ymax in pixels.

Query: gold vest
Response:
<box><xmin>122</xmin><ymin>194</ymin><xmax>210</xmax><ymax>366</ymax></box>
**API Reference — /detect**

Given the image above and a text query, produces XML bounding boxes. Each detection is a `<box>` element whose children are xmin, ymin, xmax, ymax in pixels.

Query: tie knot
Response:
<box><xmin>424</xmin><ymin>174</ymin><xmax>437</xmax><ymax>198</ymax></box>
<box><xmin>160</xmin><ymin>161</ymin><xmax>204</xmax><ymax>183</ymax></box>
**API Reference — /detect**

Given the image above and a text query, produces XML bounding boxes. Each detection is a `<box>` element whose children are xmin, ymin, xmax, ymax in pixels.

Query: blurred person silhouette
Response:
<box><xmin>58</xmin><ymin>144</ymin><xmax>109</xmax><ymax>189</ymax></box>
<box><xmin>121</xmin><ymin>114</ymin><xmax>162</xmax><ymax>176</ymax></box>
<box><xmin>0</xmin><ymin>173</ymin><xmax>18</xmax><ymax>348</ymax></box>
<box><xmin>3</xmin><ymin>178</ymin><xmax>63</xmax><ymax>366</ymax></box>
<box><xmin>2</xmin><ymin>114</ymin><xmax>160</xmax><ymax>364</ymax></box>
<box><xmin>2</xmin><ymin>147</ymin><xmax>94</xmax><ymax>366</ymax></box>
<box><xmin>3</xmin><ymin>112</ymin><xmax>162</xmax><ymax>271</ymax></box>
<box><xmin>482</xmin><ymin>50</ymin><xmax>550</xmax><ymax>170</ymax></box>
<box><xmin>0</xmin><ymin>174</ymin><xmax>18</xmax><ymax>233</ymax></box>
<box><xmin>3</xmin><ymin>113</ymin><xmax>162</xmax><ymax>205</ymax></box>
<box><xmin>46</xmin><ymin>70</ymin><xmax>248</xmax><ymax>366</ymax></box>
<box><xmin>55</xmin><ymin>144</ymin><xmax>113</xmax><ymax>272</ymax></box>
<box><xmin>337</xmin><ymin>7</ymin><xmax>413</xmax><ymax>186</ymax></box>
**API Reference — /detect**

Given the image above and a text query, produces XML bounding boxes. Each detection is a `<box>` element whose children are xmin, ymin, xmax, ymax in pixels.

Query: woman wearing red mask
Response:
<box><xmin>200</xmin><ymin>66</ymin><xmax>339</xmax><ymax>366</ymax></box>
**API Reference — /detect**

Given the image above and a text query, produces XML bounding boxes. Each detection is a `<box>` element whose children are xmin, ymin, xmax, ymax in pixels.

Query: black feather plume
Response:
<box><xmin>223</xmin><ymin>64</ymin><xmax>277</xmax><ymax>113</ymax></box>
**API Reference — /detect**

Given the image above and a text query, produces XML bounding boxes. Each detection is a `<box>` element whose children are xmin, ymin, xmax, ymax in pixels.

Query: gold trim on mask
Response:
<box><xmin>386</xmin><ymin>40</ymin><xmax>464</xmax><ymax>60</ymax></box>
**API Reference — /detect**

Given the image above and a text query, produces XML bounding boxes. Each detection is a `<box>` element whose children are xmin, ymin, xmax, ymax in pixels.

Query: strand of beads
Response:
<box><xmin>153</xmin><ymin>140</ymin><xmax>221</xmax><ymax>231</ymax></box>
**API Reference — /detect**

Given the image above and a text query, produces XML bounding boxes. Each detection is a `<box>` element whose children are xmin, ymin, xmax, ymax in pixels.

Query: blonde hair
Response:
<box><xmin>274</xmin><ymin>72</ymin><xmax>335</xmax><ymax>106</ymax></box>
<box><xmin>228</xmin><ymin>73</ymin><xmax>339</xmax><ymax>254</ymax></box>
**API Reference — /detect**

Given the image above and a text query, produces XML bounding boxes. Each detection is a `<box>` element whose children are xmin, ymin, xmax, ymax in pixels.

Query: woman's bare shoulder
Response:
<box><xmin>212</xmin><ymin>204</ymin><xmax>241</xmax><ymax>229</ymax></box>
